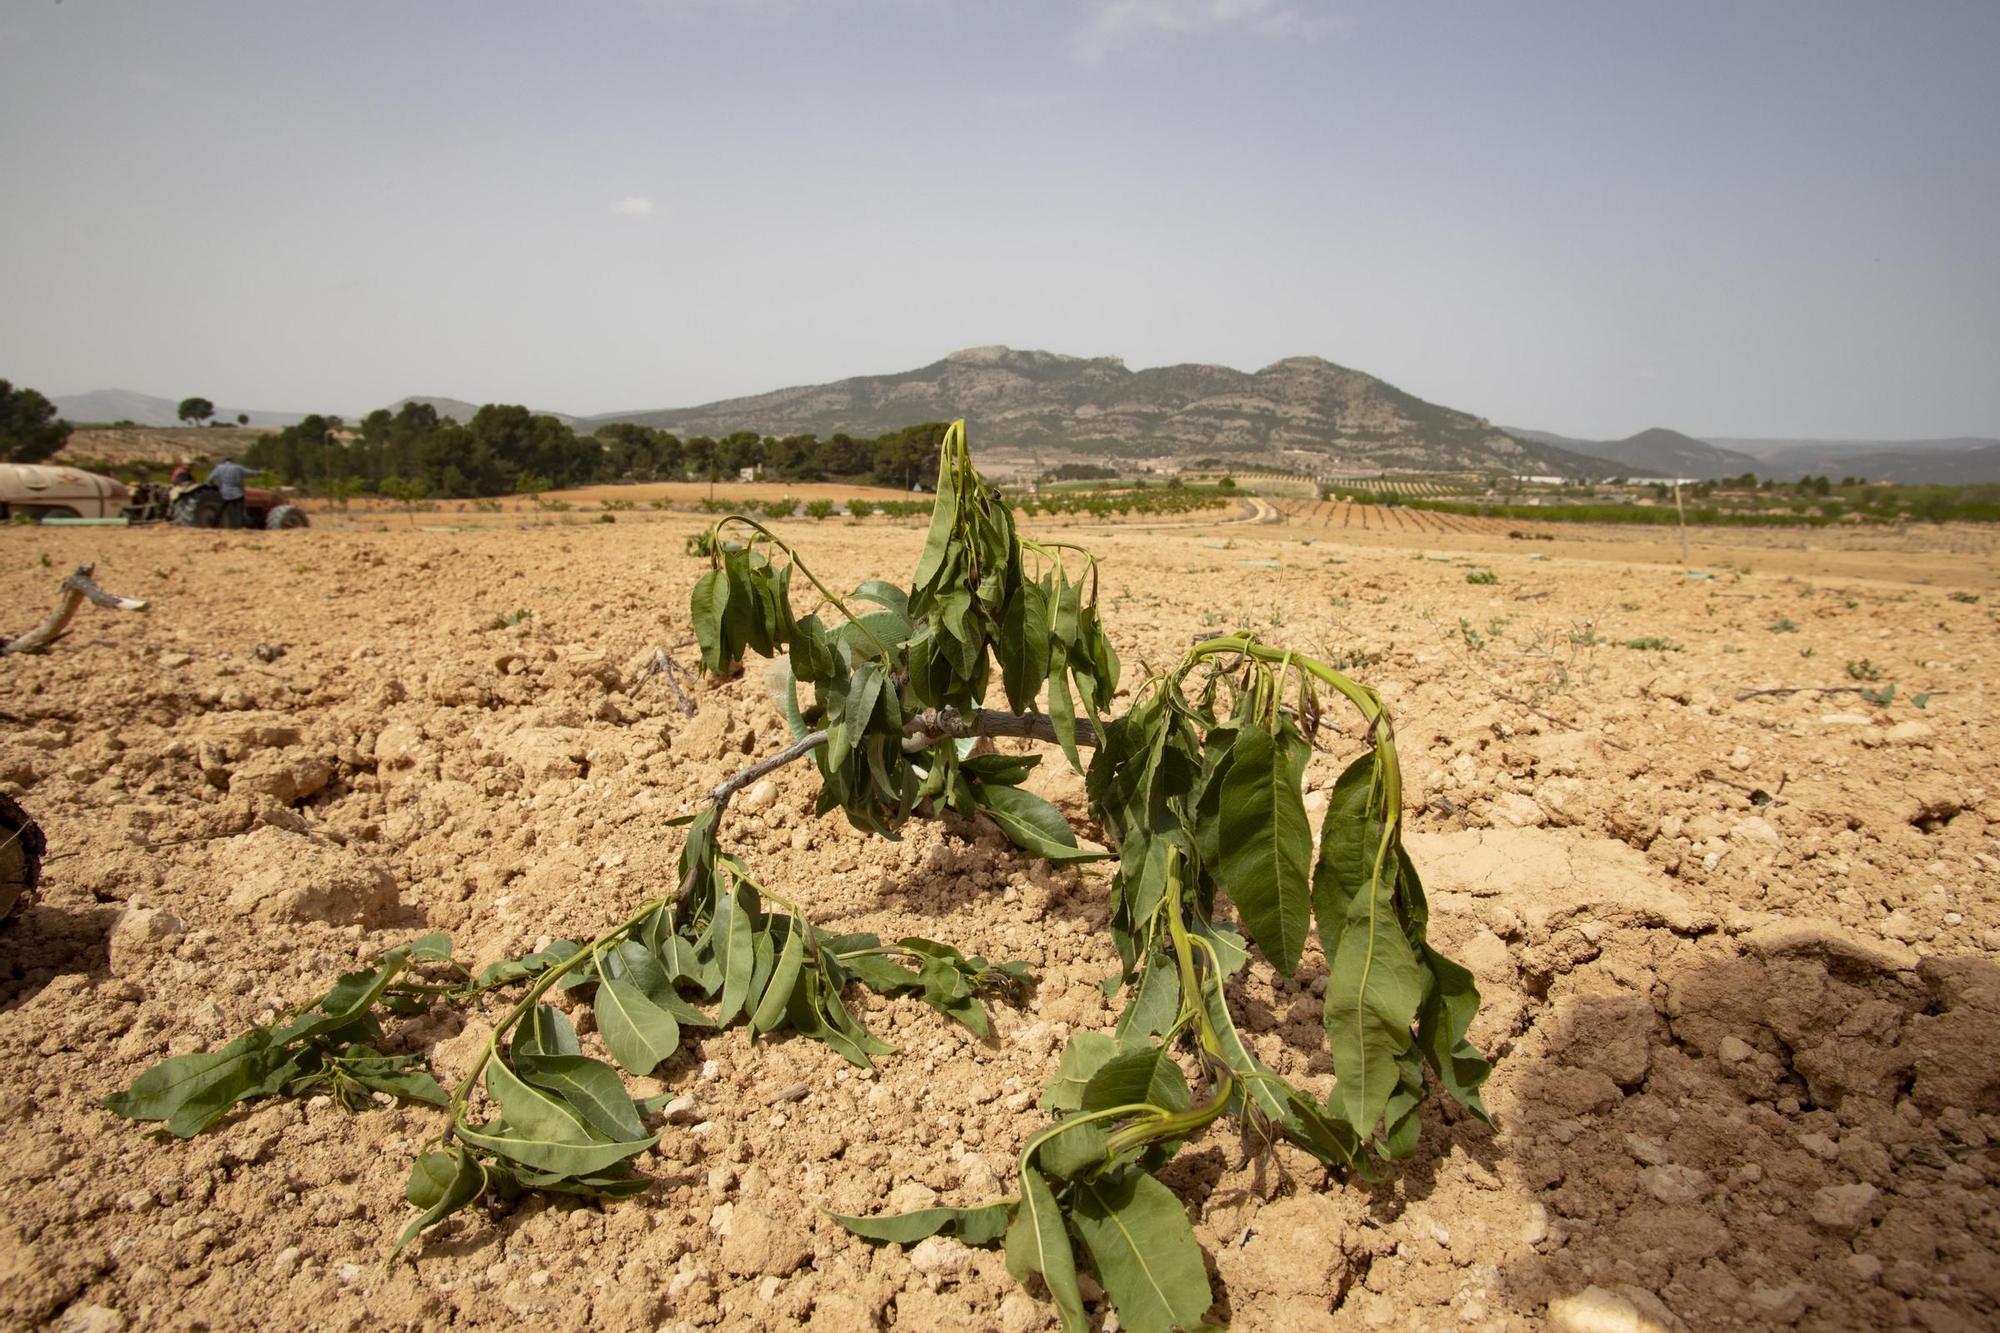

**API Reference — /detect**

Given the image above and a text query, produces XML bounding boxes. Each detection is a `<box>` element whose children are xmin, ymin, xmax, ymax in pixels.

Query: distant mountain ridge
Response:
<box><xmin>586</xmin><ymin>346</ymin><xmax>1616</xmax><ymax>476</ymax></box>
<box><xmin>383</xmin><ymin>396</ymin><xmax>579</xmax><ymax>427</ymax></box>
<box><xmin>1509</xmin><ymin>427</ymin><xmax>1763</xmax><ymax>480</ymax></box>
<box><xmin>49</xmin><ymin>388</ymin><xmax>304</xmax><ymax>429</ymax></box>
<box><xmin>1510</xmin><ymin>425</ymin><xmax>2000</xmax><ymax>484</ymax></box>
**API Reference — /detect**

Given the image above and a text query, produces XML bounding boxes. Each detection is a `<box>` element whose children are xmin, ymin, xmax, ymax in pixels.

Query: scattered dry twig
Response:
<box><xmin>1</xmin><ymin>563</ymin><xmax>149</xmax><ymax>656</ymax></box>
<box><xmin>1735</xmin><ymin>685</ymin><xmax>1948</xmax><ymax>702</ymax></box>
<box><xmin>1698</xmin><ymin>767</ymin><xmax>1788</xmax><ymax>807</ymax></box>
<box><xmin>630</xmin><ymin>646</ymin><xmax>698</xmax><ymax>716</ymax></box>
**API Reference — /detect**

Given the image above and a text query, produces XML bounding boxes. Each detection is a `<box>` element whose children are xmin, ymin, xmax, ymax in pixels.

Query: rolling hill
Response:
<box><xmin>1707</xmin><ymin>437</ymin><xmax>2000</xmax><ymax>484</ymax></box>
<box><xmin>47</xmin><ymin>389</ymin><xmax>304</xmax><ymax>429</ymax></box>
<box><xmin>1512</xmin><ymin>426</ymin><xmax>2000</xmax><ymax>484</ymax></box>
<box><xmin>381</xmin><ymin>396</ymin><xmax>578</xmax><ymax>427</ymax></box>
<box><xmin>1509</xmin><ymin>427</ymin><xmax>1764</xmax><ymax>480</ymax></box>
<box><xmin>586</xmin><ymin>346</ymin><xmax>1615</xmax><ymax>476</ymax></box>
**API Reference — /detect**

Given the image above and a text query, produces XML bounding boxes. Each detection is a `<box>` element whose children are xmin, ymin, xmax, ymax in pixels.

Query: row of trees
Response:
<box><xmin>242</xmin><ymin>405</ymin><xmax>954</xmax><ymax>500</ymax></box>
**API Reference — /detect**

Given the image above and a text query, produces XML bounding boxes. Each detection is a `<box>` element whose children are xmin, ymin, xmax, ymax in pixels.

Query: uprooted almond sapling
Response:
<box><xmin>109</xmin><ymin>419</ymin><xmax>1488</xmax><ymax>1331</ymax></box>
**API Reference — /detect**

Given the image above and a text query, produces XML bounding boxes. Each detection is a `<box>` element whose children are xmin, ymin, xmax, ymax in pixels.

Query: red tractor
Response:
<box><xmin>124</xmin><ymin>481</ymin><xmax>308</xmax><ymax>529</ymax></box>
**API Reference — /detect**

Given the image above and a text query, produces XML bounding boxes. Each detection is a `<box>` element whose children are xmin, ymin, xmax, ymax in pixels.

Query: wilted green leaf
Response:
<box><xmin>1041</xmin><ymin>1032</ymin><xmax>1122</xmax><ymax>1112</ymax></box>
<box><xmin>594</xmin><ymin>977</ymin><xmax>682</xmax><ymax>1077</ymax></box>
<box><xmin>976</xmin><ymin>784</ymin><xmax>1109</xmax><ymax>864</ymax></box>
<box><xmin>691</xmin><ymin>567</ymin><xmax>730</xmax><ymax>674</ymax></box>
<box><xmin>749</xmin><ymin>920</ymin><xmax>805</xmax><ymax>1037</ymax></box>
<box><xmin>829</xmin><ymin>1202</ymin><xmax>1012</xmax><ymax>1247</ymax></box>
<box><xmin>713</xmin><ymin>882</ymin><xmax>759</xmax><ymax>1025</ymax></box>
<box><xmin>1313</xmin><ymin>756</ymin><xmax>1425</xmax><ymax>1138</ymax></box>
<box><xmin>453</xmin><ymin>1119</ymin><xmax>654</xmax><ymax>1179</ymax></box>
<box><xmin>1216</xmin><ymin>722</ymin><xmax>1313</xmax><ymax>975</ymax></box>
<box><xmin>516</xmin><ymin>1053</ymin><xmax>646</xmax><ymax>1142</ymax></box>
<box><xmin>393</xmin><ymin>1148</ymin><xmax>483</xmax><ymax>1262</ymax></box>
<box><xmin>1006</xmin><ymin>1166</ymin><xmax>1087</xmax><ymax>1333</ymax></box>
<box><xmin>1070</xmin><ymin>1168</ymin><xmax>1213</xmax><ymax>1333</ymax></box>
<box><xmin>1080</xmin><ymin>1046</ymin><xmax>1190</xmax><ymax>1115</ymax></box>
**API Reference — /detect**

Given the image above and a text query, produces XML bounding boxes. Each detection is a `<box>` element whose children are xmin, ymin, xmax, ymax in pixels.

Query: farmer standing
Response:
<box><xmin>207</xmin><ymin>456</ymin><xmax>251</xmax><ymax>529</ymax></box>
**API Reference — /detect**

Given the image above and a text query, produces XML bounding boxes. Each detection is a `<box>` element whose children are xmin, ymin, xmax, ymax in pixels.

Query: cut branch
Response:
<box><xmin>1</xmin><ymin>563</ymin><xmax>149</xmax><ymax>656</ymax></box>
<box><xmin>704</xmin><ymin>707</ymin><xmax>1101</xmax><ymax>809</ymax></box>
<box><xmin>630</xmin><ymin>646</ymin><xmax>698</xmax><ymax>717</ymax></box>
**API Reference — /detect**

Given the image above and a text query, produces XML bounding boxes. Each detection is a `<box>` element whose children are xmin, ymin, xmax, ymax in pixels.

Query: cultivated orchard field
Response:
<box><xmin>1</xmin><ymin>466</ymin><xmax>1997</xmax><ymax>1331</ymax></box>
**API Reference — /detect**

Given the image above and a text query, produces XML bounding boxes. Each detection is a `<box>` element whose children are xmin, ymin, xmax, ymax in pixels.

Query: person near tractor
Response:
<box><xmin>170</xmin><ymin>459</ymin><xmax>194</xmax><ymax>487</ymax></box>
<box><xmin>207</xmin><ymin>457</ymin><xmax>251</xmax><ymax>529</ymax></box>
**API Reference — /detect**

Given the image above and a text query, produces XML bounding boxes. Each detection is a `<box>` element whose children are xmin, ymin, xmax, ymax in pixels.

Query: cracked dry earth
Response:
<box><xmin>1</xmin><ymin>504</ymin><xmax>1997</xmax><ymax>1332</ymax></box>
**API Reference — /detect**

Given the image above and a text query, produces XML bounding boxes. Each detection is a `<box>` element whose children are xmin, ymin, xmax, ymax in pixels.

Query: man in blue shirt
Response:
<box><xmin>207</xmin><ymin>456</ymin><xmax>251</xmax><ymax>529</ymax></box>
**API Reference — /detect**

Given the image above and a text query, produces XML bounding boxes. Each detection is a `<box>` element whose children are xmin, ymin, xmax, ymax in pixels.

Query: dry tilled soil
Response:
<box><xmin>1</xmin><ymin>510</ymin><xmax>1997</xmax><ymax>1332</ymax></box>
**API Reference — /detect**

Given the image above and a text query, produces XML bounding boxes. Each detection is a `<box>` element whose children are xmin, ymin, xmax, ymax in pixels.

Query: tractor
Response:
<box><xmin>124</xmin><ymin>481</ymin><xmax>308</xmax><ymax>529</ymax></box>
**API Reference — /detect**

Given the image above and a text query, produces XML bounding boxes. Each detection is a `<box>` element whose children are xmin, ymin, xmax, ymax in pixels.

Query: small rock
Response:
<box><xmin>1623</xmin><ymin>1133</ymin><xmax>1670</xmax><ymax>1166</ymax></box>
<box><xmin>886</xmin><ymin>1180</ymin><xmax>940</xmax><ymax>1213</ymax></box>
<box><xmin>789</xmin><ymin>826</ymin><xmax>812</xmax><ymax>852</ymax></box>
<box><xmin>230</xmin><ymin>750</ymin><xmax>334</xmax><ymax>805</ymax></box>
<box><xmin>1732</xmin><ymin>816</ymin><xmax>1780</xmax><ymax>845</ymax></box>
<box><xmin>1727</xmin><ymin>746</ymin><xmax>1752</xmax><ymax>772</ymax></box>
<box><xmin>220</xmin><ymin>827</ymin><xmax>399</xmax><ymax>926</ymax></box>
<box><xmin>1747</xmin><ymin>1282</ymin><xmax>1807</xmax><ymax>1324</ymax></box>
<box><xmin>427</xmin><ymin>1022</ymin><xmax>496</xmax><ymax>1085</ymax></box>
<box><xmin>742</xmin><ymin>779</ymin><xmax>779</xmax><ymax>811</ymax></box>
<box><xmin>53</xmin><ymin>1305</ymin><xmax>126</xmax><ymax>1333</ymax></box>
<box><xmin>1457</xmin><ymin>929</ymin><xmax>1514</xmax><ymax>982</ymax></box>
<box><xmin>908</xmin><ymin>1235</ymin><xmax>974</xmax><ymax>1280</ymax></box>
<box><xmin>271</xmin><ymin>1246</ymin><xmax>302</xmax><ymax>1277</ymax></box>
<box><xmin>1797</xmin><ymin>1133</ymin><xmax>1839</xmax><ymax>1162</ymax></box>
<box><xmin>1491</xmin><ymin>792</ymin><xmax>1545</xmax><ymax>828</ymax></box>
<box><xmin>157</xmin><ymin>651</ymin><xmax>194</xmax><ymax>669</ymax></box>
<box><xmin>1844</xmin><ymin>1253</ymin><xmax>1883</xmax><ymax>1284</ymax></box>
<box><xmin>1884</xmin><ymin>720</ymin><xmax>1934</xmax><ymax>746</ymax></box>
<box><xmin>373</xmin><ymin>722</ymin><xmax>426</xmax><ymax>771</ymax></box>
<box><xmin>107</xmin><ymin>907</ymin><xmax>186</xmax><ymax>977</ymax></box>
<box><xmin>1518</xmin><ymin>1203</ymin><xmax>1549</xmax><ymax>1246</ymax></box>
<box><xmin>1809</xmin><ymin>1183</ymin><xmax>1880</xmax><ymax>1235</ymax></box>
<box><xmin>719</xmin><ymin>1204</ymin><xmax>811</xmax><ymax>1277</ymax></box>
<box><xmin>1717</xmin><ymin>1035</ymin><xmax>1755</xmax><ymax>1063</ymax></box>
<box><xmin>1547</xmin><ymin>1285</ymin><xmax>1671</xmax><ymax>1332</ymax></box>
<box><xmin>1878</xmin><ymin>911</ymin><xmax>1922</xmax><ymax>943</ymax></box>
<box><xmin>1638</xmin><ymin>1164</ymin><xmax>1708</xmax><ymax>1205</ymax></box>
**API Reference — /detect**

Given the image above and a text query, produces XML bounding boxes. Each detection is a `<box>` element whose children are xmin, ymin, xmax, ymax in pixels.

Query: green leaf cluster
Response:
<box><xmin>104</xmin><ymin>933</ymin><xmax>459</xmax><ymax>1138</ymax></box>
<box><xmin>689</xmin><ymin>421</ymin><xmax>1120</xmax><ymax>860</ymax></box>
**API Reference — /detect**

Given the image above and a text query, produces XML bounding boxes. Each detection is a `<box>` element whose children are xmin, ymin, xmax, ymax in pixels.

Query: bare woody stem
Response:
<box><xmin>1</xmin><ymin>563</ymin><xmax>149</xmax><ymax>656</ymax></box>
<box><xmin>708</xmin><ymin>708</ymin><xmax>1102</xmax><ymax>807</ymax></box>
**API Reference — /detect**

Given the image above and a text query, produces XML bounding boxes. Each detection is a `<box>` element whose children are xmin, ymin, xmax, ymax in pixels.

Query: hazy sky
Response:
<box><xmin>3</xmin><ymin>1</ymin><xmax>1995</xmax><ymax>438</ymax></box>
